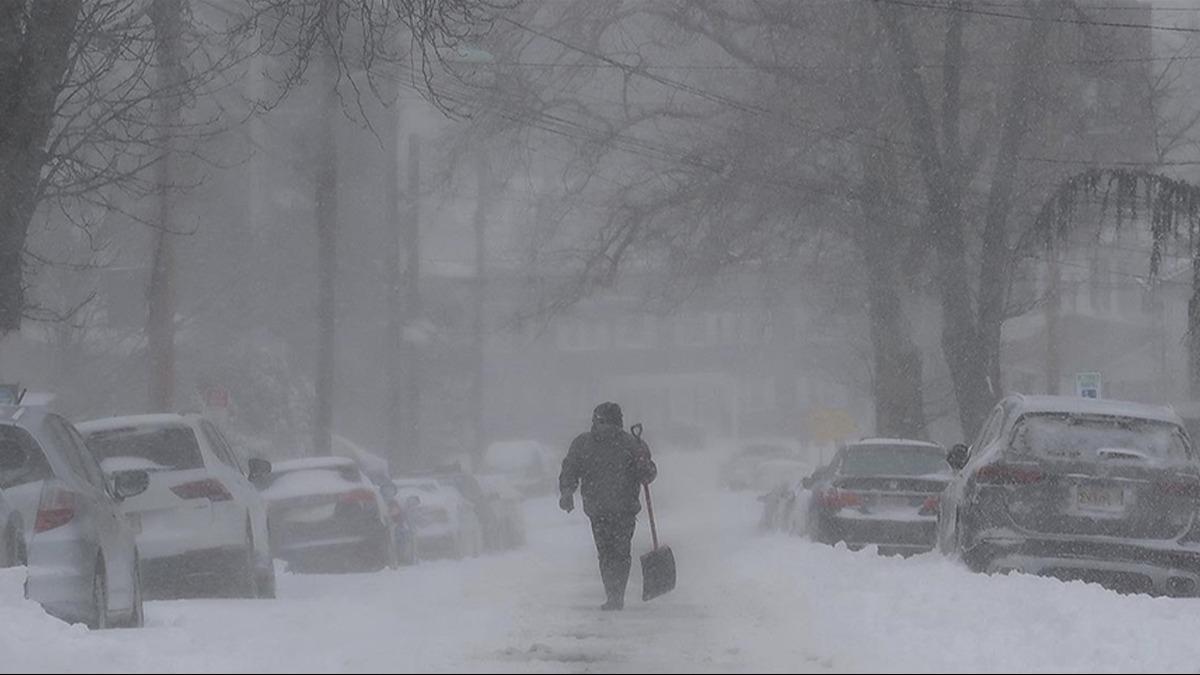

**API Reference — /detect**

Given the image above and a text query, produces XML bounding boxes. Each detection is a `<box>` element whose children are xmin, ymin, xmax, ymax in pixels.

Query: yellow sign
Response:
<box><xmin>807</xmin><ymin>408</ymin><xmax>859</xmax><ymax>444</ymax></box>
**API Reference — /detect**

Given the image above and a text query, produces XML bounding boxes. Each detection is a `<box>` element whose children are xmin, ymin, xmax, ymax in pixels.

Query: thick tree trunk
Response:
<box><xmin>146</xmin><ymin>0</ymin><xmax>185</xmax><ymax>412</ymax></box>
<box><xmin>877</xmin><ymin>3</ymin><xmax>993</xmax><ymax>439</ymax></box>
<box><xmin>858</xmin><ymin>171</ymin><xmax>927</xmax><ymax>439</ymax></box>
<box><xmin>0</xmin><ymin>1</ymin><xmax>80</xmax><ymax>332</ymax></box>
<box><xmin>848</xmin><ymin>7</ymin><xmax>927</xmax><ymax>439</ymax></box>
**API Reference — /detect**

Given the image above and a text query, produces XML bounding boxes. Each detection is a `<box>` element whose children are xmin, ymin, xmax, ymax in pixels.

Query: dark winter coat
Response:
<box><xmin>559</xmin><ymin>422</ymin><xmax>657</xmax><ymax>517</ymax></box>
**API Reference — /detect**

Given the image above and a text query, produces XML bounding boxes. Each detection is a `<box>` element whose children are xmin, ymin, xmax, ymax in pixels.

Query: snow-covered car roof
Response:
<box><xmin>850</xmin><ymin>438</ymin><xmax>944</xmax><ymax>449</ymax></box>
<box><xmin>270</xmin><ymin>456</ymin><xmax>358</xmax><ymax>474</ymax></box>
<box><xmin>1009</xmin><ymin>395</ymin><xmax>1183</xmax><ymax>426</ymax></box>
<box><xmin>393</xmin><ymin>478</ymin><xmax>461</xmax><ymax>510</ymax></box>
<box><xmin>77</xmin><ymin>413</ymin><xmax>196</xmax><ymax>434</ymax></box>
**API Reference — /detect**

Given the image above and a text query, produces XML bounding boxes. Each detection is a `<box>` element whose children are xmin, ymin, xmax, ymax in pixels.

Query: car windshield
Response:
<box><xmin>840</xmin><ymin>445</ymin><xmax>949</xmax><ymax>476</ymax></box>
<box><xmin>1010</xmin><ymin>414</ymin><xmax>1191</xmax><ymax>462</ymax></box>
<box><xmin>85</xmin><ymin>426</ymin><xmax>204</xmax><ymax>471</ymax></box>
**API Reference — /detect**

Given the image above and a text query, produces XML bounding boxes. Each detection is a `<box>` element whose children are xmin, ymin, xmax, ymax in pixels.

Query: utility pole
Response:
<box><xmin>400</xmin><ymin>134</ymin><xmax>422</xmax><ymax>466</ymax></box>
<box><xmin>312</xmin><ymin>35</ymin><xmax>339</xmax><ymax>457</ymax></box>
<box><xmin>146</xmin><ymin>0</ymin><xmax>185</xmax><ymax>412</ymax></box>
<box><xmin>1045</xmin><ymin>249</ymin><xmax>1061</xmax><ymax>395</ymax></box>
<box><xmin>386</xmin><ymin>102</ymin><xmax>404</xmax><ymax>475</ymax></box>
<box><xmin>470</xmin><ymin>156</ymin><xmax>490</xmax><ymax>469</ymax></box>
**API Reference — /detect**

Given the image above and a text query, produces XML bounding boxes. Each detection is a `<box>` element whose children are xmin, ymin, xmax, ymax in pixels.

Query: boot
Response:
<box><xmin>600</xmin><ymin>597</ymin><xmax>624</xmax><ymax>611</ymax></box>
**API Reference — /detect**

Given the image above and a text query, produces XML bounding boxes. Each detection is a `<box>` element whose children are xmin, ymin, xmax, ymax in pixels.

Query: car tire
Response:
<box><xmin>3</xmin><ymin>521</ymin><xmax>25</xmax><ymax>568</ymax></box>
<box><xmin>90</xmin><ymin>556</ymin><xmax>109</xmax><ymax>630</ymax></box>
<box><xmin>224</xmin><ymin>522</ymin><xmax>257</xmax><ymax>599</ymax></box>
<box><xmin>255</xmin><ymin>555</ymin><xmax>277</xmax><ymax>599</ymax></box>
<box><xmin>120</xmin><ymin>556</ymin><xmax>145</xmax><ymax>629</ymax></box>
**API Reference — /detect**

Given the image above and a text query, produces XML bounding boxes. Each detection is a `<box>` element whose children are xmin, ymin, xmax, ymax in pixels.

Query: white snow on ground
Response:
<box><xmin>3</xmin><ymin>448</ymin><xmax>1200</xmax><ymax>672</ymax></box>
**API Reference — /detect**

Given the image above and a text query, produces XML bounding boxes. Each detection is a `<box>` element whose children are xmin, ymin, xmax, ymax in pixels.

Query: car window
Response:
<box><xmin>0</xmin><ymin>423</ymin><xmax>53</xmax><ymax>489</ymax></box>
<box><xmin>201</xmin><ymin>421</ymin><xmax>242</xmax><ymax>473</ymax></box>
<box><xmin>47</xmin><ymin>415</ymin><xmax>107</xmax><ymax>490</ymax></box>
<box><xmin>1009</xmin><ymin>413</ymin><xmax>1193</xmax><ymax>462</ymax></box>
<box><xmin>87</xmin><ymin>424</ymin><xmax>205</xmax><ymax>472</ymax></box>
<box><xmin>840</xmin><ymin>445</ymin><xmax>951</xmax><ymax>477</ymax></box>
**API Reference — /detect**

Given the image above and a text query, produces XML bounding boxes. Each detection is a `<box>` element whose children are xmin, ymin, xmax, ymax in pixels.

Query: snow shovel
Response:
<box><xmin>632</xmin><ymin>424</ymin><xmax>675</xmax><ymax>602</ymax></box>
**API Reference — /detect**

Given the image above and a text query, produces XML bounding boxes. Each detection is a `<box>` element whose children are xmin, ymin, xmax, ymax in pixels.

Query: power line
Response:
<box><xmin>501</xmin><ymin>14</ymin><xmax>1200</xmax><ymax>168</ymax></box>
<box><xmin>871</xmin><ymin>0</ymin><xmax>1200</xmax><ymax>34</ymax></box>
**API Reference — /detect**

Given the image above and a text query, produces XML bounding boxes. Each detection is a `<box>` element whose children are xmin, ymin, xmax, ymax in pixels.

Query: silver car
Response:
<box><xmin>261</xmin><ymin>457</ymin><xmax>397</xmax><ymax>572</ymax></box>
<box><xmin>0</xmin><ymin>406</ymin><xmax>149</xmax><ymax>628</ymax></box>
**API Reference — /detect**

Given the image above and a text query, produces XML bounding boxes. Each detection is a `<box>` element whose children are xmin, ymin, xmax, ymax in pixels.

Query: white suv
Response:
<box><xmin>78</xmin><ymin>414</ymin><xmax>275</xmax><ymax>599</ymax></box>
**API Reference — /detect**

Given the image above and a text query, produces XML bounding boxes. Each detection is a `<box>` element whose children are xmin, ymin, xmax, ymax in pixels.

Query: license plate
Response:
<box><xmin>1074</xmin><ymin>484</ymin><xmax>1126</xmax><ymax>513</ymax></box>
<box><xmin>285</xmin><ymin>503</ymin><xmax>337</xmax><ymax>523</ymax></box>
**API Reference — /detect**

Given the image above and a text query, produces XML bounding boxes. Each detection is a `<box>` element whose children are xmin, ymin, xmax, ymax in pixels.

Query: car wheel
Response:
<box><xmin>3</xmin><ymin>522</ymin><xmax>25</xmax><ymax>568</ymax></box>
<box><xmin>90</xmin><ymin>556</ymin><xmax>109</xmax><ymax>630</ymax></box>
<box><xmin>386</xmin><ymin>532</ymin><xmax>400</xmax><ymax>570</ymax></box>
<box><xmin>123</xmin><ymin>556</ymin><xmax>145</xmax><ymax>629</ymax></box>
<box><xmin>255</xmin><ymin>562</ymin><xmax>277</xmax><ymax>599</ymax></box>
<box><xmin>224</xmin><ymin>521</ymin><xmax>257</xmax><ymax>598</ymax></box>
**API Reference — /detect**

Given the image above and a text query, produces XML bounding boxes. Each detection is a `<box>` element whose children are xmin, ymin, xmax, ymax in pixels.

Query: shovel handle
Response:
<box><xmin>631</xmin><ymin>423</ymin><xmax>659</xmax><ymax>549</ymax></box>
<box><xmin>644</xmin><ymin>482</ymin><xmax>659</xmax><ymax>550</ymax></box>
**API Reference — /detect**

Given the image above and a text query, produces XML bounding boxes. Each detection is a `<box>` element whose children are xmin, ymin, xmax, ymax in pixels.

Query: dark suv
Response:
<box><xmin>939</xmin><ymin>394</ymin><xmax>1200</xmax><ymax>597</ymax></box>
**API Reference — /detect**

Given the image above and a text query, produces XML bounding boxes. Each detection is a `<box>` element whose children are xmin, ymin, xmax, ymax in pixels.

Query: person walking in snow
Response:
<box><xmin>558</xmin><ymin>402</ymin><xmax>657</xmax><ymax>611</ymax></box>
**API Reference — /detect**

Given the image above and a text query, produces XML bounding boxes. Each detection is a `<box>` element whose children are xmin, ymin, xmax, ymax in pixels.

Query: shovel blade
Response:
<box><xmin>640</xmin><ymin>545</ymin><xmax>676</xmax><ymax>601</ymax></box>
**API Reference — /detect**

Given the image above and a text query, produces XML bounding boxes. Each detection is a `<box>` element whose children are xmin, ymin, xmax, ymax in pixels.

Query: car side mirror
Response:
<box><xmin>112</xmin><ymin>470</ymin><xmax>150</xmax><ymax>501</ymax></box>
<box><xmin>405</xmin><ymin>495</ymin><xmax>421</xmax><ymax>509</ymax></box>
<box><xmin>248</xmin><ymin>458</ymin><xmax>272</xmax><ymax>483</ymax></box>
<box><xmin>947</xmin><ymin>444</ymin><xmax>970</xmax><ymax>472</ymax></box>
<box><xmin>0</xmin><ymin>441</ymin><xmax>25</xmax><ymax>471</ymax></box>
<box><xmin>380</xmin><ymin>482</ymin><xmax>398</xmax><ymax>500</ymax></box>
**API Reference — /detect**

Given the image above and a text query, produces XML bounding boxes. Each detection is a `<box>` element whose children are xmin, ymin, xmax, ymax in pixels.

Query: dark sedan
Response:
<box><xmin>804</xmin><ymin>439</ymin><xmax>950</xmax><ymax>555</ymax></box>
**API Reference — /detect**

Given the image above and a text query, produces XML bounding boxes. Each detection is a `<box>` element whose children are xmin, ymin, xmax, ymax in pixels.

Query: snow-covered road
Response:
<box><xmin>5</xmin><ymin>449</ymin><xmax>1200</xmax><ymax>673</ymax></box>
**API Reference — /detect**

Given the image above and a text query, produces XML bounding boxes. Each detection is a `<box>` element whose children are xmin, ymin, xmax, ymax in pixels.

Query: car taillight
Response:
<box><xmin>338</xmin><ymin>489</ymin><xmax>377</xmax><ymax>505</ymax></box>
<box><xmin>919</xmin><ymin>496</ymin><xmax>940</xmax><ymax>515</ymax></box>
<box><xmin>975</xmin><ymin>463</ymin><xmax>1044</xmax><ymax>486</ymax></box>
<box><xmin>35</xmin><ymin>486</ymin><xmax>77</xmax><ymax>533</ymax></box>
<box><xmin>1156</xmin><ymin>479</ymin><xmax>1200</xmax><ymax>499</ymax></box>
<box><xmin>818</xmin><ymin>489</ymin><xmax>862</xmax><ymax>509</ymax></box>
<box><xmin>171</xmin><ymin>479</ymin><xmax>232</xmax><ymax>502</ymax></box>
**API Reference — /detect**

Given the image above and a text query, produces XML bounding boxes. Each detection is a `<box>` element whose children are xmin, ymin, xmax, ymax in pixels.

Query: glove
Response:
<box><xmin>559</xmin><ymin>493</ymin><xmax>575</xmax><ymax>513</ymax></box>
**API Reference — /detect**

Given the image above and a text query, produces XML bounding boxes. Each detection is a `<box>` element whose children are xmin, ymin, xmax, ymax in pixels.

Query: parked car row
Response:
<box><xmin>0</xmin><ymin>400</ymin><xmax>531</xmax><ymax>630</ymax></box>
<box><xmin>763</xmin><ymin>394</ymin><xmax>1200</xmax><ymax>598</ymax></box>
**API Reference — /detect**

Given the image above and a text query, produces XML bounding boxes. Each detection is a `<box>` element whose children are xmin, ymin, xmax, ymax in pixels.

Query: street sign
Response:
<box><xmin>1075</xmin><ymin>372</ymin><xmax>1102</xmax><ymax>399</ymax></box>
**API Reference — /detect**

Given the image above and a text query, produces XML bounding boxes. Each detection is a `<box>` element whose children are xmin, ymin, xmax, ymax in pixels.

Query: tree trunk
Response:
<box><xmin>848</xmin><ymin>6</ymin><xmax>927</xmax><ymax>439</ymax></box>
<box><xmin>0</xmin><ymin>1</ymin><xmax>80</xmax><ymax>333</ymax></box>
<box><xmin>857</xmin><ymin>167</ymin><xmax>927</xmax><ymax>439</ymax></box>
<box><xmin>146</xmin><ymin>0</ymin><xmax>185</xmax><ymax>412</ymax></box>
<box><xmin>312</xmin><ymin>51</ymin><xmax>338</xmax><ymax>457</ymax></box>
<box><xmin>877</xmin><ymin>3</ymin><xmax>993</xmax><ymax>439</ymax></box>
<box><xmin>976</xmin><ymin>6</ymin><xmax>1052</xmax><ymax>400</ymax></box>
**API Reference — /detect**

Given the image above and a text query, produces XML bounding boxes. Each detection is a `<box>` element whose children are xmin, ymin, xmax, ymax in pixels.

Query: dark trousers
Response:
<box><xmin>589</xmin><ymin>513</ymin><xmax>637</xmax><ymax>603</ymax></box>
